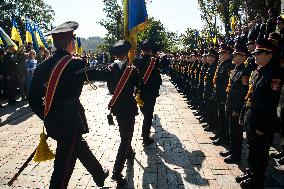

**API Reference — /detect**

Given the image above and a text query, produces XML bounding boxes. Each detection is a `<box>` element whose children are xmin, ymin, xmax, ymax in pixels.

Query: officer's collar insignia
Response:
<box><xmin>271</xmin><ymin>79</ymin><xmax>281</xmax><ymax>91</ymax></box>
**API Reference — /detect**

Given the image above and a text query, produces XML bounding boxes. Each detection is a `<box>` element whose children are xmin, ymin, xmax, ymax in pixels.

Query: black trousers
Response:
<box><xmin>250</xmin><ymin>133</ymin><xmax>272</xmax><ymax>182</ymax></box>
<box><xmin>206</xmin><ymin>99</ymin><xmax>218</xmax><ymax>130</ymax></box>
<box><xmin>113</xmin><ymin>114</ymin><xmax>135</xmax><ymax>175</ymax></box>
<box><xmin>140</xmin><ymin>97</ymin><xmax>156</xmax><ymax>139</ymax></box>
<box><xmin>228</xmin><ymin>115</ymin><xmax>243</xmax><ymax>159</ymax></box>
<box><xmin>6</xmin><ymin>75</ymin><xmax>17</xmax><ymax>103</ymax></box>
<box><xmin>49</xmin><ymin>133</ymin><xmax>105</xmax><ymax>189</ymax></box>
<box><xmin>217</xmin><ymin>102</ymin><xmax>229</xmax><ymax>143</ymax></box>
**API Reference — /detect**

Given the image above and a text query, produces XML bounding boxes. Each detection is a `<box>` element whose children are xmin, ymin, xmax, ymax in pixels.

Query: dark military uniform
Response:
<box><xmin>3</xmin><ymin>50</ymin><xmax>18</xmax><ymax>104</ymax></box>
<box><xmin>28</xmin><ymin>22</ymin><xmax>107</xmax><ymax>189</ymax></box>
<box><xmin>134</xmin><ymin>49</ymin><xmax>162</xmax><ymax>145</ymax></box>
<box><xmin>239</xmin><ymin>39</ymin><xmax>283</xmax><ymax>187</ymax></box>
<box><xmin>203</xmin><ymin>49</ymin><xmax>218</xmax><ymax>130</ymax></box>
<box><xmin>225</xmin><ymin>63</ymin><xmax>248</xmax><ymax>161</ymax></box>
<box><xmin>214</xmin><ymin>57</ymin><xmax>234</xmax><ymax>144</ymax></box>
<box><xmin>91</xmin><ymin>40</ymin><xmax>141</xmax><ymax>185</ymax></box>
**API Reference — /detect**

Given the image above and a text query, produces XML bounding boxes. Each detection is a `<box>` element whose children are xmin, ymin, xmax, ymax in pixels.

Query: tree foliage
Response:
<box><xmin>197</xmin><ymin>0</ymin><xmax>282</xmax><ymax>35</ymax></box>
<box><xmin>97</xmin><ymin>0</ymin><xmax>124</xmax><ymax>51</ymax></box>
<box><xmin>0</xmin><ymin>0</ymin><xmax>54</xmax><ymax>36</ymax></box>
<box><xmin>98</xmin><ymin>0</ymin><xmax>177</xmax><ymax>53</ymax></box>
<box><xmin>137</xmin><ymin>18</ymin><xmax>178</xmax><ymax>52</ymax></box>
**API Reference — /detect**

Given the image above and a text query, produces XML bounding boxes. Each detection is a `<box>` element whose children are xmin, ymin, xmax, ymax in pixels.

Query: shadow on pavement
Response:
<box><xmin>0</xmin><ymin>104</ymin><xmax>33</xmax><ymax>127</ymax></box>
<box><xmin>140</xmin><ymin>114</ymin><xmax>208</xmax><ymax>188</ymax></box>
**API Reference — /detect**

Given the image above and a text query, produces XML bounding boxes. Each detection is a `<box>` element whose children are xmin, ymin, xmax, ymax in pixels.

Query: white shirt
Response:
<box><xmin>114</xmin><ymin>60</ymin><xmax>126</xmax><ymax>70</ymax></box>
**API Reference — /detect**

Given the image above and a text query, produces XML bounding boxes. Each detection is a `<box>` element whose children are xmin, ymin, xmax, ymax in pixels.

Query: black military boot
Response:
<box><xmin>111</xmin><ymin>173</ymin><xmax>127</xmax><ymax>187</ymax></box>
<box><xmin>143</xmin><ymin>137</ymin><xmax>155</xmax><ymax>147</ymax></box>
<box><xmin>224</xmin><ymin>154</ymin><xmax>240</xmax><ymax>164</ymax></box>
<box><xmin>270</xmin><ymin>150</ymin><xmax>284</xmax><ymax>159</ymax></box>
<box><xmin>219</xmin><ymin>150</ymin><xmax>231</xmax><ymax>157</ymax></box>
<box><xmin>235</xmin><ymin>173</ymin><xmax>251</xmax><ymax>183</ymax></box>
<box><xmin>95</xmin><ymin>169</ymin><xmax>109</xmax><ymax>187</ymax></box>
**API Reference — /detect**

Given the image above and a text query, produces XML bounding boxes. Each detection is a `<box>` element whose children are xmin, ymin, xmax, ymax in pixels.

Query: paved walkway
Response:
<box><xmin>0</xmin><ymin>75</ymin><xmax>284</xmax><ymax>188</ymax></box>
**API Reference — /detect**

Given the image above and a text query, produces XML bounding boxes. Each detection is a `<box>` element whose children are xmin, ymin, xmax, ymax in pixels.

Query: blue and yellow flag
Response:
<box><xmin>11</xmin><ymin>19</ymin><xmax>23</xmax><ymax>47</ymax></box>
<box><xmin>75</xmin><ymin>37</ymin><xmax>83</xmax><ymax>55</ymax></box>
<box><xmin>33</xmin><ymin>22</ymin><xmax>48</xmax><ymax>48</ymax></box>
<box><xmin>0</xmin><ymin>27</ymin><xmax>18</xmax><ymax>50</ymax></box>
<box><xmin>124</xmin><ymin>0</ymin><xmax>148</xmax><ymax>61</ymax></box>
<box><xmin>25</xmin><ymin>20</ymin><xmax>39</xmax><ymax>51</ymax></box>
<box><xmin>230</xmin><ymin>16</ymin><xmax>236</xmax><ymax>33</ymax></box>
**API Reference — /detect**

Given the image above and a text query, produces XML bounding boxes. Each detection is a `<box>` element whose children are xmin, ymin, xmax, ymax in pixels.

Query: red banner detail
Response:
<box><xmin>44</xmin><ymin>55</ymin><xmax>72</xmax><ymax>118</ymax></box>
<box><xmin>143</xmin><ymin>57</ymin><xmax>156</xmax><ymax>84</ymax></box>
<box><xmin>108</xmin><ymin>66</ymin><xmax>133</xmax><ymax>109</ymax></box>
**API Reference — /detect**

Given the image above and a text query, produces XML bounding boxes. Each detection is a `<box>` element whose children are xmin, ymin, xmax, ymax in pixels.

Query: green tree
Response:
<box><xmin>198</xmin><ymin>0</ymin><xmax>282</xmax><ymax>35</ymax></box>
<box><xmin>0</xmin><ymin>0</ymin><xmax>54</xmax><ymax>38</ymax></box>
<box><xmin>137</xmin><ymin>18</ymin><xmax>174</xmax><ymax>52</ymax></box>
<box><xmin>97</xmin><ymin>0</ymin><xmax>124</xmax><ymax>51</ymax></box>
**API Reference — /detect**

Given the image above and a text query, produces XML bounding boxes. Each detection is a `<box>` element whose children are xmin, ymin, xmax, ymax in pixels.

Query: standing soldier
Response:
<box><xmin>203</xmin><ymin>48</ymin><xmax>218</xmax><ymax>132</ymax></box>
<box><xmin>189</xmin><ymin>50</ymin><xmax>199</xmax><ymax>107</ymax></box>
<box><xmin>196</xmin><ymin>50</ymin><xmax>209</xmax><ymax>117</ymax></box>
<box><xmin>238</xmin><ymin>38</ymin><xmax>283</xmax><ymax>188</ymax></box>
<box><xmin>3</xmin><ymin>45</ymin><xmax>19</xmax><ymax>105</ymax></box>
<box><xmin>0</xmin><ymin>47</ymin><xmax>5</xmax><ymax>108</ymax></box>
<box><xmin>222</xmin><ymin>42</ymin><xmax>249</xmax><ymax>163</ymax></box>
<box><xmin>277</xmin><ymin>15</ymin><xmax>284</xmax><ymax>38</ymax></box>
<box><xmin>133</xmin><ymin>40</ymin><xmax>162</xmax><ymax>146</ymax></box>
<box><xmin>211</xmin><ymin>44</ymin><xmax>234</xmax><ymax>146</ymax></box>
<box><xmin>28</xmin><ymin>21</ymin><xmax>109</xmax><ymax>189</ymax></box>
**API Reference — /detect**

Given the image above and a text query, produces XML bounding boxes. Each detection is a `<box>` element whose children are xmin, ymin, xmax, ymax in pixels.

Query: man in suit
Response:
<box><xmin>28</xmin><ymin>21</ymin><xmax>108</xmax><ymax>189</ymax></box>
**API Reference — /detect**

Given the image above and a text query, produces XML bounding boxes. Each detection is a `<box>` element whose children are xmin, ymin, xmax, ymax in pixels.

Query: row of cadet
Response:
<box><xmin>168</xmin><ymin>15</ymin><xmax>284</xmax><ymax>188</ymax></box>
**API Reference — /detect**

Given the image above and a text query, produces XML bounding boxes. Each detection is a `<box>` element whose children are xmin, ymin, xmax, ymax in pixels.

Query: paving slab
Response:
<box><xmin>0</xmin><ymin>75</ymin><xmax>284</xmax><ymax>188</ymax></box>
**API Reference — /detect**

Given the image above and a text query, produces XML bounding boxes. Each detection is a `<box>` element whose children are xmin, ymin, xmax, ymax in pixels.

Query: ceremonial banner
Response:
<box><xmin>0</xmin><ymin>27</ymin><xmax>18</xmax><ymax>50</ymax></box>
<box><xmin>11</xmin><ymin>19</ymin><xmax>23</xmax><ymax>47</ymax></box>
<box><xmin>124</xmin><ymin>0</ymin><xmax>148</xmax><ymax>61</ymax></box>
<box><xmin>26</xmin><ymin>20</ymin><xmax>39</xmax><ymax>51</ymax></box>
<box><xmin>76</xmin><ymin>37</ymin><xmax>83</xmax><ymax>55</ymax></box>
<box><xmin>108</xmin><ymin>66</ymin><xmax>133</xmax><ymax>109</ymax></box>
<box><xmin>143</xmin><ymin>57</ymin><xmax>156</xmax><ymax>84</ymax></box>
<box><xmin>34</xmin><ymin>22</ymin><xmax>48</xmax><ymax>48</ymax></box>
<box><xmin>44</xmin><ymin>55</ymin><xmax>73</xmax><ymax>118</ymax></box>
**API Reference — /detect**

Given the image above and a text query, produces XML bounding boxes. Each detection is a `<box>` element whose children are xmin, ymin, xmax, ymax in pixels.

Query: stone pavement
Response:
<box><xmin>1</xmin><ymin>75</ymin><xmax>284</xmax><ymax>189</ymax></box>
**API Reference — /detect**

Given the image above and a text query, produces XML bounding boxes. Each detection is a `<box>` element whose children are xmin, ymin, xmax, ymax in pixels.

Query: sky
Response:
<box><xmin>43</xmin><ymin>0</ymin><xmax>203</xmax><ymax>38</ymax></box>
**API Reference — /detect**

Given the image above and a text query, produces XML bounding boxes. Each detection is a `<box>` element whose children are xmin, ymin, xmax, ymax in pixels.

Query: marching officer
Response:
<box><xmin>90</xmin><ymin>40</ymin><xmax>141</xmax><ymax>186</ymax></box>
<box><xmin>133</xmin><ymin>40</ymin><xmax>162</xmax><ymax>146</ymax></box>
<box><xmin>237</xmin><ymin>38</ymin><xmax>283</xmax><ymax>188</ymax></box>
<box><xmin>28</xmin><ymin>21</ymin><xmax>108</xmax><ymax>188</ymax></box>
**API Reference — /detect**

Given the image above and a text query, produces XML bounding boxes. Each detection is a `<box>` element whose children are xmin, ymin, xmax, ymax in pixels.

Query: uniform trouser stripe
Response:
<box><xmin>60</xmin><ymin>133</ymin><xmax>77</xmax><ymax>189</ymax></box>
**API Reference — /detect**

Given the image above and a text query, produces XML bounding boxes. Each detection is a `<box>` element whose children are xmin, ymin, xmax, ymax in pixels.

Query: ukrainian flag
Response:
<box><xmin>230</xmin><ymin>16</ymin><xmax>236</xmax><ymax>33</ymax></box>
<box><xmin>76</xmin><ymin>37</ymin><xmax>83</xmax><ymax>55</ymax></box>
<box><xmin>0</xmin><ymin>27</ymin><xmax>18</xmax><ymax>50</ymax></box>
<box><xmin>11</xmin><ymin>19</ymin><xmax>23</xmax><ymax>47</ymax></box>
<box><xmin>25</xmin><ymin>20</ymin><xmax>39</xmax><ymax>51</ymax></box>
<box><xmin>33</xmin><ymin>22</ymin><xmax>48</xmax><ymax>48</ymax></box>
<box><xmin>124</xmin><ymin>0</ymin><xmax>148</xmax><ymax>61</ymax></box>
